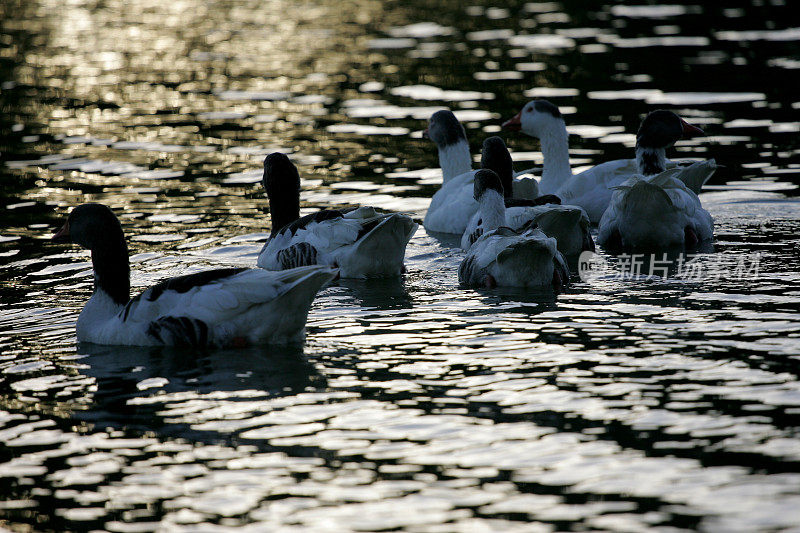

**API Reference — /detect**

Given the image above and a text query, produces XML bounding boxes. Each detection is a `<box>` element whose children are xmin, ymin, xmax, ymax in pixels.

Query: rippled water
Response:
<box><xmin>2</xmin><ymin>0</ymin><xmax>800</xmax><ymax>531</ymax></box>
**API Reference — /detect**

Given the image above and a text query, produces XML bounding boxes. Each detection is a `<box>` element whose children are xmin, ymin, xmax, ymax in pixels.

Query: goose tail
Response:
<box><xmin>250</xmin><ymin>265</ymin><xmax>337</xmax><ymax>343</ymax></box>
<box><xmin>341</xmin><ymin>214</ymin><xmax>418</xmax><ymax>277</ymax></box>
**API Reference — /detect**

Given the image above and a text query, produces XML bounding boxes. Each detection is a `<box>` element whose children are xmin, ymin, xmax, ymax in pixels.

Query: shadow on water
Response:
<box><xmin>74</xmin><ymin>342</ymin><xmax>325</xmax><ymax>441</ymax></box>
<box><xmin>423</xmin><ymin>230</ymin><xmax>464</xmax><ymax>250</ymax></box>
<box><xmin>338</xmin><ymin>276</ymin><xmax>414</xmax><ymax>310</ymax></box>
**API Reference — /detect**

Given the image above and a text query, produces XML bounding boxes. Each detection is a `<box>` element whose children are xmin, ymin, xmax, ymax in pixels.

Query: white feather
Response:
<box><xmin>462</xmin><ymin>202</ymin><xmax>592</xmax><ymax>257</ymax></box>
<box><xmin>258</xmin><ymin>207</ymin><xmax>418</xmax><ymax>278</ymax></box>
<box><xmin>459</xmin><ymin>226</ymin><xmax>567</xmax><ymax>288</ymax></box>
<box><xmin>597</xmin><ymin>164</ymin><xmax>714</xmax><ymax>249</ymax></box>
<box><xmin>77</xmin><ymin>266</ymin><xmax>336</xmax><ymax>346</ymax></box>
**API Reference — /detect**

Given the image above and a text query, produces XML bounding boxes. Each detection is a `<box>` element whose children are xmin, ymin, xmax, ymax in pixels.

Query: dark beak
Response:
<box><xmin>680</xmin><ymin>118</ymin><xmax>705</xmax><ymax>138</ymax></box>
<box><xmin>422</xmin><ymin>127</ymin><xmax>430</xmax><ymax>139</ymax></box>
<box><xmin>51</xmin><ymin>221</ymin><xmax>70</xmax><ymax>242</ymax></box>
<box><xmin>502</xmin><ymin>112</ymin><xmax>522</xmax><ymax>131</ymax></box>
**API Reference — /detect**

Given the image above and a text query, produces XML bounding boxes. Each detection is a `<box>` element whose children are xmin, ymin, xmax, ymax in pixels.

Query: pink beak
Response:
<box><xmin>502</xmin><ymin>112</ymin><xmax>522</xmax><ymax>131</ymax></box>
<box><xmin>680</xmin><ymin>118</ymin><xmax>705</xmax><ymax>138</ymax></box>
<box><xmin>51</xmin><ymin>221</ymin><xmax>70</xmax><ymax>242</ymax></box>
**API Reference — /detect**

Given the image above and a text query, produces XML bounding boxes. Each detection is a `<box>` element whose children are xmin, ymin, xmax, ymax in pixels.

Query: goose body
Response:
<box><xmin>423</xmin><ymin>110</ymin><xmax>540</xmax><ymax>235</ymax></box>
<box><xmin>257</xmin><ymin>153</ymin><xmax>417</xmax><ymax>278</ymax></box>
<box><xmin>458</xmin><ymin>170</ymin><xmax>569</xmax><ymax>290</ymax></box>
<box><xmin>595</xmin><ymin>111</ymin><xmax>715</xmax><ymax>250</ymax></box>
<box><xmin>462</xmin><ymin>203</ymin><xmax>594</xmax><ymax>258</ymax></box>
<box><xmin>503</xmin><ymin>100</ymin><xmax>716</xmax><ymax>223</ymax></box>
<box><xmin>460</xmin><ymin>136</ymin><xmax>593</xmax><ymax>256</ymax></box>
<box><xmin>557</xmin><ymin>157</ymin><xmax>717</xmax><ymax>223</ymax></box>
<box><xmin>52</xmin><ymin>204</ymin><xmax>335</xmax><ymax>347</ymax></box>
<box><xmin>597</xmin><ymin>163</ymin><xmax>714</xmax><ymax>250</ymax></box>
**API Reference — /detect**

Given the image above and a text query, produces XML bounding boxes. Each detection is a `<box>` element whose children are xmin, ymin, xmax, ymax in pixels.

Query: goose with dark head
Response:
<box><xmin>458</xmin><ymin>171</ymin><xmax>570</xmax><ymax>290</ymax></box>
<box><xmin>636</xmin><ymin>109</ymin><xmax>705</xmax><ymax>176</ymax></box>
<box><xmin>422</xmin><ymin>111</ymin><xmax>544</xmax><ymax>235</ymax></box>
<box><xmin>51</xmin><ymin>203</ymin><xmax>335</xmax><ymax>346</ymax></box>
<box><xmin>258</xmin><ymin>153</ymin><xmax>418</xmax><ymax>278</ymax></box>
<box><xmin>503</xmin><ymin>98</ymin><xmax>716</xmax><ymax>223</ymax></box>
<box><xmin>598</xmin><ymin>111</ymin><xmax>713</xmax><ymax>251</ymax></box>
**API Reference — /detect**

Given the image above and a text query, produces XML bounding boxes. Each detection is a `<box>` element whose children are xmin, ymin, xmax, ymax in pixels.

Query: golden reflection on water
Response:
<box><xmin>2</xmin><ymin>0</ymin><xmax>800</xmax><ymax>531</ymax></box>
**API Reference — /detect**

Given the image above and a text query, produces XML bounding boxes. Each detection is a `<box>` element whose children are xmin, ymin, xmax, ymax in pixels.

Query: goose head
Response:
<box><xmin>262</xmin><ymin>152</ymin><xmax>301</xmax><ymax>234</ymax></box>
<box><xmin>473</xmin><ymin>168</ymin><xmax>505</xmax><ymax>202</ymax></box>
<box><xmin>480</xmin><ymin>136</ymin><xmax>513</xmax><ymax>198</ymax></box>
<box><xmin>636</xmin><ymin>110</ymin><xmax>704</xmax><ymax>175</ymax></box>
<box><xmin>502</xmin><ymin>99</ymin><xmax>564</xmax><ymax>139</ymax></box>
<box><xmin>52</xmin><ymin>203</ymin><xmax>126</xmax><ymax>252</ymax></box>
<box><xmin>636</xmin><ymin>110</ymin><xmax>704</xmax><ymax>150</ymax></box>
<box><xmin>424</xmin><ymin>109</ymin><xmax>468</xmax><ymax>148</ymax></box>
<box><xmin>51</xmin><ymin>203</ymin><xmax>130</xmax><ymax>305</ymax></box>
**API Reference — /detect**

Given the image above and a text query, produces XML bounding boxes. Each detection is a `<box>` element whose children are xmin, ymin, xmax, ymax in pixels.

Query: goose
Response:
<box><xmin>597</xmin><ymin>167</ymin><xmax>714</xmax><ymax>250</ymax></box>
<box><xmin>503</xmin><ymin>101</ymin><xmax>716</xmax><ymax>223</ymax></box>
<box><xmin>597</xmin><ymin>113</ymin><xmax>715</xmax><ymax>250</ymax></box>
<box><xmin>422</xmin><ymin>110</ymin><xmax>546</xmax><ymax>235</ymax></box>
<box><xmin>257</xmin><ymin>153</ymin><xmax>418</xmax><ymax>278</ymax></box>
<box><xmin>458</xmin><ymin>170</ymin><xmax>569</xmax><ymax>290</ymax></box>
<box><xmin>461</xmin><ymin>137</ymin><xmax>594</xmax><ymax>257</ymax></box>
<box><xmin>51</xmin><ymin>203</ymin><xmax>335</xmax><ymax>347</ymax></box>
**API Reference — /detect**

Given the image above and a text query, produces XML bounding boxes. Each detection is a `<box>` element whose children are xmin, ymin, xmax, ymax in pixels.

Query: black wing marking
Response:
<box><xmin>458</xmin><ymin>255</ymin><xmax>476</xmax><ymax>285</ymax></box>
<box><xmin>467</xmin><ymin>226</ymin><xmax>484</xmax><ymax>247</ymax></box>
<box><xmin>146</xmin><ymin>316</ymin><xmax>210</xmax><ymax>347</ymax></box>
<box><xmin>277</xmin><ymin>209</ymin><xmax>344</xmax><ymax>237</ymax></box>
<box><xmin>146</xmin><ymin>268</ymin><xmax>248</xmax><ymax>302</ymax></box>
<box><xmin>504</xmin><ymin>194</ymin><xmax>562</xmax><ymax>207</ymax></box>
<box><xmin>120</xmin><ymin>267</ymin><xmax>248</xmax><ymax>322</ymax></box>
<box><xmin>277</xmin><ymin>242</ymin><xmax>318</xmax><ymax>269</ymax></box>
<box><xmin>517</xmin><ymin>218</ymin><xmax>538</xmax><ymax>233</ymax></box>
<box><xmin>355</xmin><ymin>216</ymin><xmax>385</xmax><ymax>240</ymax></box>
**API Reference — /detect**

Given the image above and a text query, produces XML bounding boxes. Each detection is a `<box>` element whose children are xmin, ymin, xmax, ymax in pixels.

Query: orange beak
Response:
<box><xmin>51</xmin><ymin>221</ymin><xmax>70</xmax><ymax>242</ymax></box>
<box><xmin>680</xmin><ymin>118</ymin><xmax>705</xmax><ymax>138</ymax></box>
<box><xmin>502</xmin><ymin>112</ymin><xmax>522</xmax><ymax>131</ymax></box>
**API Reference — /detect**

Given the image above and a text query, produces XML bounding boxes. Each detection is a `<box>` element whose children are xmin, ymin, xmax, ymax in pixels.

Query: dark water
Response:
<box><xmin>2</xmin><ymin>0</ymin><xmax>800</xmax><ymax>531</ymax></box>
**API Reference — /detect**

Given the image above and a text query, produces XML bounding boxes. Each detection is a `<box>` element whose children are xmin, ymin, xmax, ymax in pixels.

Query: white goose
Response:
<box><xmin>461</xmin><ymin>137</ymin><xmax>594</xmax><ymax>257</ymax></box>
<box><xmin>597</xmin><ymin>113</ymin><xmax>714</xmax><ymax>250</ymax></box>
<box><xmin>257</xmin><ymin>153</ymin><xmax>418</xmax><ymax>278</ymax></box>
<box><xmin>51</xmin><ymin>203</ymin><xmax>335</xmax><ymax>347</ymax></box>
<box><xmin>422</xmin><ymin>110</ymin><xmax>542</xmax><ymax>235</ymax></box>
<box><xmin>458</xmin><ymin>170</ymin><xmax>569</xmax><ymax>290</ymax></box>
<box><xmin>503</xmin><ymin>100</ymin><xmax>716</xmax><ymax>223</ymax></box>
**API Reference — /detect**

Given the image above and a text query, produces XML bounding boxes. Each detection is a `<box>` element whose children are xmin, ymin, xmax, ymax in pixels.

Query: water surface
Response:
<box><xmin>2</xmin><ymin>0</ymin><xmax>800</xmax><ymax>531</ymax></box>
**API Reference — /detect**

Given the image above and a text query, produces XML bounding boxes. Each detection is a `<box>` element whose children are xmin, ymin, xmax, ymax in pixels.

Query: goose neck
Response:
<box><xmin>635</xmin><ymin>145</ymin><xmax>667</xmax><ymax>176</ymax></box>
<box><xmin>538</xmin><ymin>123</ymin><xmax>572</xmax><ymax>194</ymax></box>
<box><xmin>269</xmin><ymin>193</ymin><xmax>300</xmax><ymax>236</ymax></box>
<box><xmin>91</xmin><ymin>242</ymin><xmax>130</xmax><ymax>307</ymax></box>
<box><xmin>438</xmin><ymin>139</ymin><xmax>472</xmax><ymax>183</ymax></box>
<box><xmin>478</xmin><ymin>190</ymin><xmax>507</xmax><ymax>231</ymax></box>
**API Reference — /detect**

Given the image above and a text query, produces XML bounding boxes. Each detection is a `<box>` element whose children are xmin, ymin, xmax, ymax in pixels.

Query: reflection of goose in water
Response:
<box><xmin>74</xmin><ymin>342</ymin><xmax>324</xmax><ymax>440</ymax></box>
